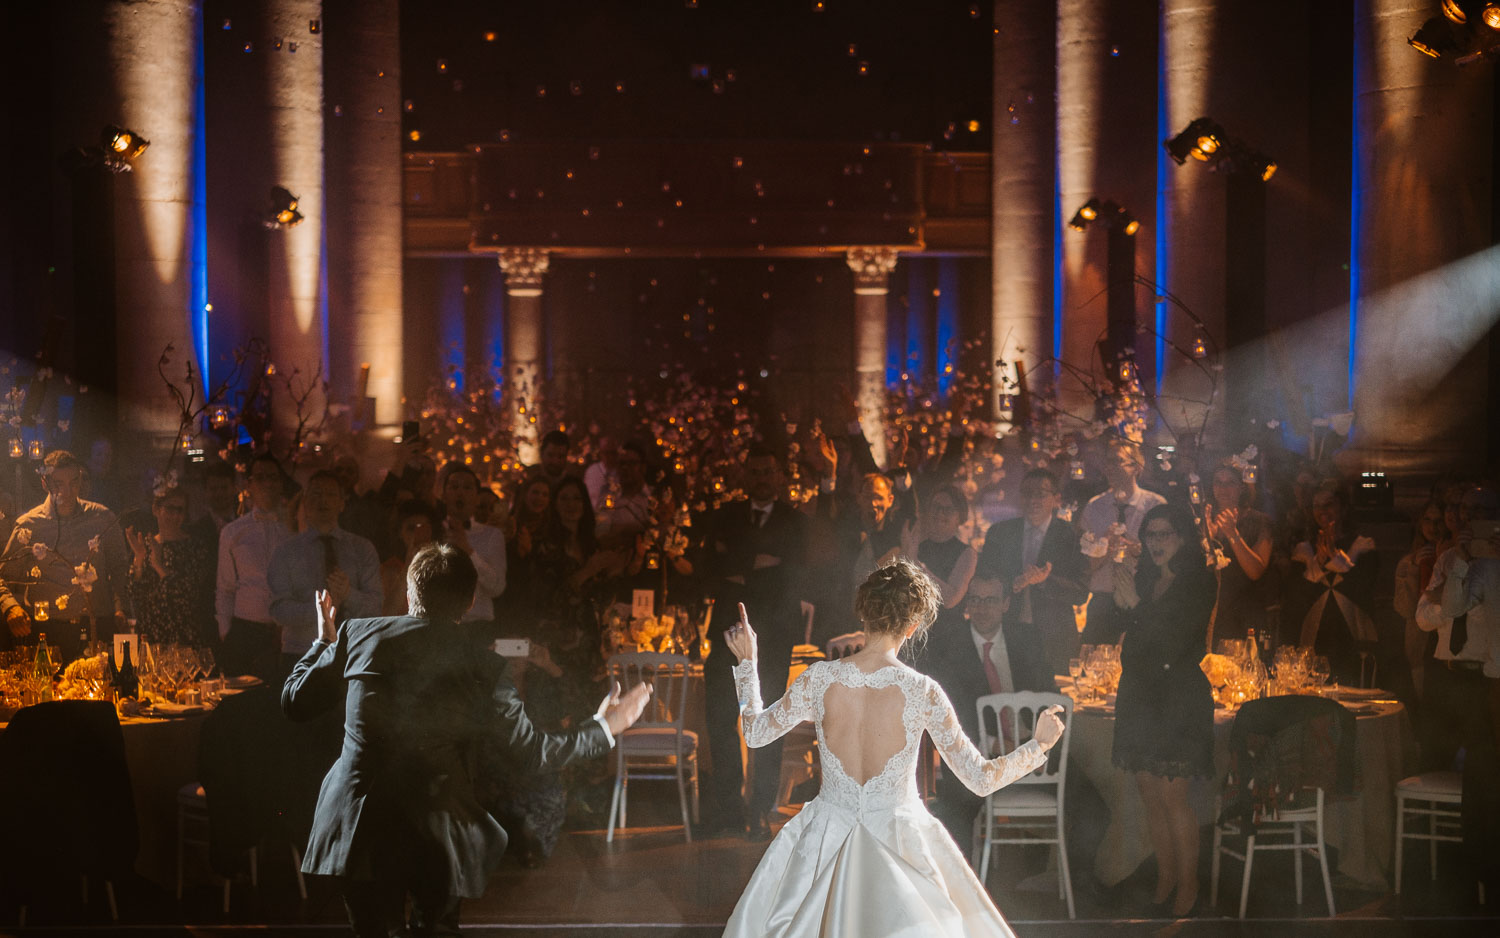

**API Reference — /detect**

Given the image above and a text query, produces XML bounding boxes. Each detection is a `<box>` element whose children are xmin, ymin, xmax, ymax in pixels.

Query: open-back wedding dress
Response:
<box><xmin>723</xmin><ymin>657</ymin><xmax>1048</xmax><ymax>938</ymax></box>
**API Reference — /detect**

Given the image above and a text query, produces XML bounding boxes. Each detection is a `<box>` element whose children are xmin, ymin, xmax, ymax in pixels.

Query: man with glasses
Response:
<box><xmin>920</xmin><ymin>570</ymin><xmax>1054</xmax><ymax>846</ymax></box>
<box><xmin>976</xmin><ymin>468</ymin><xmax>1089</xmax><ymax>680</ymax></box>
<box><xmin>216</xmin><ymin>454</ymin><xmax>291</xmax><ymax>679</ymax></box>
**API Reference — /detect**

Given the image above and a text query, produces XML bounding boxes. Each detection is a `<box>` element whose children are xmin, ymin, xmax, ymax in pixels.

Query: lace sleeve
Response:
<box><xmin>923</xmin><ymin>679</ymin><xmax>1048</xmax><ymax>797</ymax></box>
<box><xmin>734</xmin><ymin>658</ymin><xmax>820</xmax><ymax>748</ymax></box>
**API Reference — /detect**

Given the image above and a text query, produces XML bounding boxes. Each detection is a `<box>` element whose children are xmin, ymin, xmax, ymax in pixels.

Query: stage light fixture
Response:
<box><xmin>1249</xmin><ymin>152</ymin><xmax>1278</xmax><ymax>181</ymax></box>
<box><xmin>1443</xmin><ymin>0</ymin><xmax>1469</xmax><ymax>23</ymax></box>
<box><xmin>265</xmin><ymin>186</ymin><xmax>304</xmax><ymax>229</ymax></box>
<box><xmin>1164</xmin><ymin>118</ymin><xmax>1225</xmax><ymax>165</ymax></box>
<box><xmin>1069</xmin><ymin>198</ymin><xmax>1138</xmax><ymax>235</ymax></box>
<box><xmin>1068</xmin><ymin>197</ymin><xmax>1102</xmax><ymax>230</ymax></box>
<box><xmin>1484</xmin><ymin>3</ymin><xmax>1500</xmax><ymax>28</ymax></box>
<box><xmin>1118</xmin><ymin>210</ymin><xmax>1140</xmax><ymax>236</ymax></box>
<box><xmin>1409</xmin><ymin>16</ymin><xmax>1463</xmax><ymax>56</ymax></box>
<box><xmin>103</xmin><ymin>125</ymin><xmax>149</xmax><ymax>160</ymax></box>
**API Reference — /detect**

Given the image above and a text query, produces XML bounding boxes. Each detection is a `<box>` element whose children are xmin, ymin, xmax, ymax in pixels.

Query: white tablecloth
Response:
<box><xmin>1066</xmin><ymin>694</ymin><xmax>1416</xmax><ymax>888</ymax></box>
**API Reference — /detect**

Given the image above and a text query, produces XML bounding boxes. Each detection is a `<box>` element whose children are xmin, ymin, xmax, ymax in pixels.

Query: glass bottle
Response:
<box><xmin>32</xmin><ymin>632</ymin><xmax>55</xmax><ymax>702</ymax></box>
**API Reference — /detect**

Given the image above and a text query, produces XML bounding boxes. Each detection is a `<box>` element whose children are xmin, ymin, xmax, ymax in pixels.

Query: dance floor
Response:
<box><xmin>2</xmin><ymin>792</ymin><xmax>1495</xmax><ymax>936</ymax></box>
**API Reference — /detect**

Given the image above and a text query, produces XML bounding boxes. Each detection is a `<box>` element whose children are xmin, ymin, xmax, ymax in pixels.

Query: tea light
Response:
<box><xmin>33</xmin><ymin>600</ymin><xmax>49</xmax><ymax>621</ymax></box>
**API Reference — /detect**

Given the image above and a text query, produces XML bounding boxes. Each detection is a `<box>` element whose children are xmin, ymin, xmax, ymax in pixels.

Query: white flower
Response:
<box><xmin>1079</xmin><ymin>531</ymin><xmax>1110</xmax><ymax>559</ymax></box>
<box><xmin>31</xmin><ymin>542</ymin><xmax>48</xmax><ymax>561</ymax></box>
<box><xmin>1109</xmin><ymin>521</ymin><xmax>1127</xmax><ymax>537</ymax></box>
<box><xmin>56</xmin><ymin>420</ymin><xmax>70</xmax><ymax>433</ymax></box>
<box><xmin>1212</xmin><ymin>547</ymin><xmax>1232</xmax><ymax>570</ymax></box>
<box><xmin>1187</xmin><ymin>472</ymin><xmax>1201</xmax><ymax>485</ymax></box>
<box><xmin>1240</xmin><ymin>444</ymin><xmax>1258</xmax><ymax>461</ymax></box>
<box><xmin>14</xmin><ymin>527</ymin><xmax>31</xmax><ymax>546</ymax></box>
<box><xmin>1266</xmin><ymin>420</ymin><xmax>1281</xmax><ymax>430</ymax></box>
<box><xmin>1056</xmin><ymin>504</ymin><xmax>1075</xmax><ymax>523</ymax></box>
<box><xmin>72</xmin><ymin>563</ymin><xmax>98</xmax><ymax>594</ymax></box>
<box><xmin>87</xmin><ymin>535</ymin><xmax>101</xmax><ymax>554</ymax></box>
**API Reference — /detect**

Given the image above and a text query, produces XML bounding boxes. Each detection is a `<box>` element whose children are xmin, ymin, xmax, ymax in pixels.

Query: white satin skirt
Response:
<box><xmin>722</xmin><ymin>798</ymin><xmax>1016</xmax><ymax>938</ymax></box>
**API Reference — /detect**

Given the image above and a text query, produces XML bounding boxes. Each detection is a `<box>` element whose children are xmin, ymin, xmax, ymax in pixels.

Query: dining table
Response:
<box><xmin>1062</xmin><ymin>684</ymin><xmax>1417</xmax><ymax>889</ymax></box>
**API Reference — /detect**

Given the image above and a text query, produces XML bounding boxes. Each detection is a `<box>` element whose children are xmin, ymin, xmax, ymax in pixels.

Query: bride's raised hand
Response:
<box><xmin>724</xmin><ymin>601</ymin><xmax>757</xmax><ymax>663</ymax></box>
<box><xmin>1033</xmin><ymin>705</ymin><xmax>1066</xmax><ymax>750</ymax></box>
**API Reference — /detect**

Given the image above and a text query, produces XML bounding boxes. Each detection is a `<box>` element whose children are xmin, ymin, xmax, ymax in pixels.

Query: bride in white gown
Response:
<box><xmin>722</xmin><ymin>559</ymin><xmax>1065</xmax><ymax>938</ymax></box>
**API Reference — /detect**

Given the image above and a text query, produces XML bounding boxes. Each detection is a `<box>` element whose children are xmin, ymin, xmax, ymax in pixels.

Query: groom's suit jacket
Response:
<box><xmin>282</xmin><ymin>615</ymin><xmax>609</xmax><ymax>897</ymax></box>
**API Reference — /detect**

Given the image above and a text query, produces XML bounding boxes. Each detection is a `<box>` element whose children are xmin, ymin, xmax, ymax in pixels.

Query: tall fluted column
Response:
<box><xmin>846</xmin><ymin>246</ymin><xmax>899</xmax><ymax>470</ymax></box>
<box><xmin>97</xmin><ymin>0</ymin><xmax>204</xmax><ymax>440</ymax></box>
<box><xmin>992</xmin><ymin>0</ymin><xmax>1057</xmax><ymax>413</ymax></box>
<box><xmin>1351</xmin><ymin>0</ymin><xmax>1493</xmax><ymax>471</ymax></box>
<box><xmin>499</xmin><ymin>248</ymin><xmax>549</xmax><ymax>464</ymax></box>
<box><xmin>260</xmin><ymin>0</ymin><xmax>327</xmax><ymax>433</ymax></box>
<box><xmin>324</xmin><ymin>0</ymin><xmax>402</xmax><ymax>426</ymax></box>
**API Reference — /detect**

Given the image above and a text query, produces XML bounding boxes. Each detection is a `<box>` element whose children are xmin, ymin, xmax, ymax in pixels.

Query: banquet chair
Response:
<box><xmin>1393</xmin><ymin>771</ymin><xmax>1464</xmax><ymax>894</ymax></box>
<box><xmin>194</xmin><ymin>685</ymin><xmax>339</xmax><ymax>908</ymax></box>
<box><xmin>825</xmin><ymin>632</ymin><xmax>866</xmax><ymax>659</ymax></box>
<box><xmin>1209</xmin><ymin>695</ymin><xmax>1356</xmax><ymax>918</ymax></box>
<box><xmin>0</xmin><ymin>700</ymin><xmax>137</xmax><ymax>924</ymax></box>
<box><xmin>972</xmin><ymin>691</ymin><xmax>1075</xmax><ymax>919</ymax></box>
<box><xmin>605</xmin><ymin>652</ymin><xmax>699</xmax><ymax>843</ymax></box>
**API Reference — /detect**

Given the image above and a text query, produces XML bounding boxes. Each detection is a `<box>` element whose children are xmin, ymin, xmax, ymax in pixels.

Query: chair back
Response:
<box><xmin>825</xmin><ymin>631</ymin><xmax>866</xmax><ymax>660</ymax></box>
<box><xmin>0</xmin><ymin>700</ymin><xmax>139</xmax><ymax>883</ymax></box>
<box><xmin>975</xmin><ymin>691</ymin><xmax>1071</xmax><ymax>788</ymax></box>
<box><xmin>1220</xmin><ymin>694</ymin><xmax>1357</xmax><ymax>824</ymax></box>
<box><xmin>606</xmin><ymin>652</ymin><xmax>693</xmax><ymax>734</ymax></box>
<box><xmin>800</xmin><ymin>601</ymin><xmax>816</xmax><ymax>646</ymax></box>
<box><xmin>198</xmin><ymin>684</ymin><xmax>343</xmax><ymax>875</ymax></box>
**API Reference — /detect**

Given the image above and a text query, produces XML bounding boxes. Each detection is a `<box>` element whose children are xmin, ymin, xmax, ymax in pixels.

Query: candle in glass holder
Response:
<box><xmin>7</xmin><ymin>438</ymin><xmax>21</xmax><ymax>459</ymax></box>
<box><xmin>33</xmin><ymin>600</ymin><xmax>49</xmax><ymax>622</ymax></box>
<box><xmin>28</xmin><ymin>440</ymin><xmax>44</xmax><ymax>460</ymax></box>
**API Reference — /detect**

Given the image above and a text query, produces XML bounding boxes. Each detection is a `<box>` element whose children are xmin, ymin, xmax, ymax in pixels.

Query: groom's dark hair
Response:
<box><xmin>406</xmin><ymin>543</ymin><xmax>477</xmax><ymax>622</ymax></box>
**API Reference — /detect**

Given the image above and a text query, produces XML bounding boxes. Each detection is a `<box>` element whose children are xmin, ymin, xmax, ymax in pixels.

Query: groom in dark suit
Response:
<box><xmin>700</xmin><ymin>444</ymin><xmax>809</xmax><ymax>840</ymax></box>
<box><xmin>975</xmin><ymin>467</ymin><xmax>1090</xmax><ymax>681</ymax></box>
<box><xmin>282</xmin><ymin>543</ymin><xmax>651</xmax><ymax>937</ymax></box>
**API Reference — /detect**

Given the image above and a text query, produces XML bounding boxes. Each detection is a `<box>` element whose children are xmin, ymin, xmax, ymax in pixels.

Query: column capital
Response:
<box><xmin>845</xmin><ymin>246</ymin><xmax>900</xmax><ymax>295</ymax></box>
<box><xmin>497</xmin><ymin>247</ymin><xmax>550</xmax><ymax>296</ymax></box>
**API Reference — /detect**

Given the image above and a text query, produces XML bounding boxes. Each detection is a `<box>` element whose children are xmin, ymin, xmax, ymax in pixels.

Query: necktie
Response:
<box><xmin>1449</xmin><ymin>613</ymin><xmax>1469</xmax><ymax>656</ymax></box>
<box><xmin>755</xmin><ymin>506</ymin><xmax>770</xmax><ymax>529</ymax></box>
<box><xmin>981</xmin><ymin>640</ymin><xmax>1004</xmax><ymax>694</ymax></box>
<box><xmin>320</xmin><ymin>535</ymin><xmax>338</xmax><ymax>579</ymax></box>
<box><xmin>1117</xmin><ymin>502</ymin><xmax>1130</xmax><ymax>525</ymax></box>
<box><xmin>982</xmin><ymin>641</ymin><xmax>1016</xmax><ymax>751</ymax></box>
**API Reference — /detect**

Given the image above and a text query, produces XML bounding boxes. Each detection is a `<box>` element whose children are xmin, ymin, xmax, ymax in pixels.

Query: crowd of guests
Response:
<box><xmin>1</xmin><ymin>411</ymin><xmax>1496</xmax><ymax>896</ymax></box>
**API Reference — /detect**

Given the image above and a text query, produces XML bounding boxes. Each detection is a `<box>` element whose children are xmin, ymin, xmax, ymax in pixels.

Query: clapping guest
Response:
<box><xmin>126</xmin><ymin>486</ymin><xmax>215</xmax><ymax>647</ymax></box>
<box><xmin>594</xmin><ymin>441</ymin><xmax>653</xmax><ymax>546</ymax></box>
<box><xmin>1202</xmin><ymin>459</ymin><xmax>1275</xmax><ymax>644</ymax></box>
<box><xmin>380</xmin><ymin>500</ymin><xmax>439</xmax><ymax>616</ymax></box>
<box><xmin>1288</xmin><ymin>479</ymin><xmax>1379</xmax><ymax>685</ymax></box>
<box><xmin>975</xmin><ymin>468</ymin><xmax>1090</xmax><ymax>681</ymax></box>
<box><xmin>269</xmin><ymin>471</ymin><xmax>382</xmax><ymax>666</ymax></box>
<box><xmin>1393</xmin><ymin>498</ymin><xmax>1446</xmax><ymax>699</ymax></box>
<box><xmin>439</xmin><ymin>464</ymin><xmax>507</xmax><ymax>630</ymax></box>
<box><xmin>1079</xmin><ymin>439</ymin><xmax>1166</xmax><ymax>644</ymax></box>
<box><xmin>216</xmin><ymin>455</ymin><xmax>291</xmax><ymax>679</ymax></box>
<box><xmin>528</xmin><ymin>477</ymin><xmax>624</xmax><ymax>639</ymax></box>
<box><xmin>916</xmin><ymin>485</ymin><xmax>979</xmax><ymax>618</ymax></box>
<box><xmin>507</xmin><ymin>478</ymin><xmax>553</xmax><ymax>561</ymax></box>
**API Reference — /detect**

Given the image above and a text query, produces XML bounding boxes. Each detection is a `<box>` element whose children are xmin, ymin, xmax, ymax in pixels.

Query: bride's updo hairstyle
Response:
<box><xmin>854</xmin><ymin>559</ymin><xmax>942</xmax><ymax>640</ymax></box>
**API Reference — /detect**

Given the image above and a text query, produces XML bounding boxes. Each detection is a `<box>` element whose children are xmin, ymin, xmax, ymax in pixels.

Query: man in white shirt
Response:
<box><xmin>216</xmin><ymin>454</ymin><xmax>292</xmax><ymax>679</ymax></box>
<box><xmin>1417</xmin><ymin>484</ymin><xmax>1499</xmax><ymax>772</ymax></box>
<box><xmin>439</xmin><ymin>464</ymin><xmax>507</xmax><ymax>627</ymax></box>
<box><xmin>594</xmin><ymin>441</ymin><xmax>652</xmax><ymax>547</ymax></box>
<box><xmin>583</xmin><ymin>434</ymin><xmax>619</xmax><ymax>510</ymax></box>
<box><xmin>1080</xmin><ymin>438</ymin><xmax>1165</xmax><ymax>643</ymax></box>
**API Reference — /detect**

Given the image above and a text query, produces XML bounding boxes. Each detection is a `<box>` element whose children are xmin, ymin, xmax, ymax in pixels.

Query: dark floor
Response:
<box><xmin>1</xmin><ymin>786</ymin><xmax>1493</xmax><ymax>937</ymax></box>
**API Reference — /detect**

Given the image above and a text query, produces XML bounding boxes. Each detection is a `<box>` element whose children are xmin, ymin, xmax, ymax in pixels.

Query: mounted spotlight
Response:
<box><xmin>103</xmin><ymin>125</ymin><xmax>149</xmax><ymax>163</ymax></box>
<box><xmin>1247</xmin><ymin>151</ymin><xmax>1278</xmax><ymax>182</ymax></box>
<box><xmin>264</xmin><ymin>186</ymin><xmax>304</xmax><ymax>229</ymax></box>
<box><xmin>1409</xmin><ymin>15</ymin><xmax>1466</xmax><ymax>56</ymax></box>
<box><xmin>59</xmin><ymin>124</ymin><xmax>150</xmax><ymax>174</ymax></box>
<box><xmin>1069</xmin><ymin>198</ymin><xmax>1140</xmax><ymax>236</ymax></box>
<box><xmin>1484</xmin><ymin>2</ymin><xmax>1500</xmax><ymax>28</ymax></box>
<box><xmin>1163</xmin><ymin>117</ymin><xmax>1227</xmax><ymax>165</ymax></box>
<box><xmin>1442</xmin><ymin>0</ymin><xmax>1470</xmax><ymax>23</ymax></box>
<box><xmin>1068</xmin><ymin>198</ymin><xmax>1102</xmax><ymax>231</ymax></box>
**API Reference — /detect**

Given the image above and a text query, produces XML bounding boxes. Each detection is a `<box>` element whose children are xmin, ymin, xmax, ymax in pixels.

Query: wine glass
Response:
<box><xmin>1068</xmin><ymin>657</ymin><xmax>1084</xmax><ymax>681</ymax></box>
<box><xmin>196</xmin><ymin>645</ymin><xmax>216</xmax><ymax>680</ymax></box>
<box><xmin>1309</xmin><ymin>656</ymin><xmax>1331</xmax><ymax>694</ymax></box>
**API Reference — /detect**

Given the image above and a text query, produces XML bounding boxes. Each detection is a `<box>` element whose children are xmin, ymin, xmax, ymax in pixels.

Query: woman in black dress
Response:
<box><xmin>125</xmin><ymin>486</ymin><xmax>215</xmax><ymax>647</ymax></box>
<box><xmin>916</xmin><ymin>484</ymin><xmax>979</xmax><ymax>631</ymax></box>
<box><xmin>1203</xmin><ymin>459</ymin><xmax>1275</xmax><ymax>645</ymax></box>
<box><xmin>1112</xmin><ymin>504</ymin><xmax>1215</xmax><ymax>917</ymax></box>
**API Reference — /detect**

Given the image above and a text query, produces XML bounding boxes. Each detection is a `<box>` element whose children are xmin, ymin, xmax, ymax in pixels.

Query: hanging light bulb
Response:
<box><xmin>1192</xmin><ymin>334</ymin><xmax>1208</xmax><ymax>359</ymax></box>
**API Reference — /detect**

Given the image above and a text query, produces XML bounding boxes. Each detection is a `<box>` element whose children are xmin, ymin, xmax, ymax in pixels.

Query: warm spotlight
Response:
<box><xmin>265</xmin><ymin>186</ymin><xmax>304</xmax><ymax>229</ymax></box>
<box><xmin>1442</xmin><ymin>0</ymin><xmax>1469</xmax><ymax>24</ymax></box>
<box><xmin>1409</xmin><ymin>16</ymin><xmax>1463</xmax><ymax>56</ymax></box>
<box><xmin>1069</xmin><ymin>198</ymin><xmax>1139</xmax><ymax>236</ymax></box>
<box><xmin>1164</xmin><ymin>118</ymin><xmax>1225</xmax><ymax>165</ymax></box>
<box><xmin>1079</xmin><ymin>198</ymin><xmax>1100</xmax><ymax>221</ymax></box>
<box><xmin>1119</xmin><ymin>212</ymin><xmax>1140</xmax><ymax>236</ymax></box>
<box><xmin>103</xmin><ymin>125</ymin><xmax>149</xmax><ymax>160</ymax></box>
<box><xmin>1484</xmin><ymin>3</ymin><xmax>1500</xmax><ymax>28</ymax></box>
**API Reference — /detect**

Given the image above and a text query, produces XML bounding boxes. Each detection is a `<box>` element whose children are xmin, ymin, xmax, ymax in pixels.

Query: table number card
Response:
<box><xmin>632</xmin><ymin>589</ymin><xmax>655</xmax><ymax>620</ymax></box>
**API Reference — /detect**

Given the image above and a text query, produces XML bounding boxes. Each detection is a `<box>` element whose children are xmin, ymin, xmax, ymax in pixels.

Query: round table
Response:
<box><xmin>1066</xmin><ymin>691</ymin><xmax>1416</xmax><ymax>889</ymax></box>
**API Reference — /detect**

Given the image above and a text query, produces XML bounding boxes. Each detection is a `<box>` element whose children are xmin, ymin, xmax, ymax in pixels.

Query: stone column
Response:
<box><xmin>1350</xmin><ymin>0</ymin><xmax>1492</xmax><ymax>473</ymax></box>
<box><xmin>846</xmin><ymin>246</ymin><xmax>899</xmax><ymax>470</ymax></box>
<box><xmin>324</xmin><ymin>0</ymin><xmax>402</xmax><ymax>426</ymax></box>
<box><xmin>259</xmin><ymin>0</ymin><xmax>327</xmax><ymax>435</ymax></box>
<box><xmin>89</xmin><ymin>0</ymin><xmax>204</xmax><ymax>441</ymax></box>
<box><xmin>993</xmin><ymin>0</ymin><xmax>1057</xmax><ymax>412</ymax></box>
<box><xmin>498</xmin><ymin>248</ymin><xmax>549</xmax><ymax>465</ymax></box>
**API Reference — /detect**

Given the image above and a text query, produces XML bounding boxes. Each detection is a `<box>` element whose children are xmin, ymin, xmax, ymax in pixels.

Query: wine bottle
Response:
<box><xmin>32</xmin><ymin>633</ymin><xmax>56</xmax><ymax>702</ymax></box>
<box><xmin>116</xmin><ymin>642</ymin><xmax>139</xmax><ymax>700</ymax></box>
